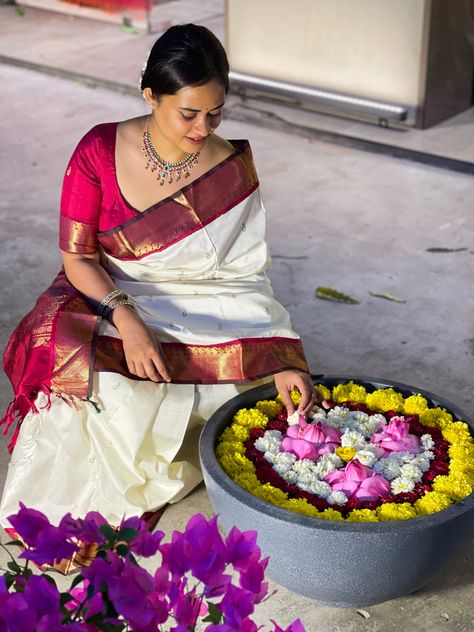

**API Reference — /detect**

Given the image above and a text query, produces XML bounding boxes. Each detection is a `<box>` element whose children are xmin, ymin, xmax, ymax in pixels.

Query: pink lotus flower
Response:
<box><xmin>370</xmin><ymin>416</ymin><xmax>420</xmax><ymax>455</ymax></box>
<box><xmin>281</xmin><ymin>420</ymin><xmax>341</xmax><ymax>460</ymax></box>
<box><xmin>325</xmin><ymin>460</ymin><xmax>391</xmax><ymax>501</ymax></box>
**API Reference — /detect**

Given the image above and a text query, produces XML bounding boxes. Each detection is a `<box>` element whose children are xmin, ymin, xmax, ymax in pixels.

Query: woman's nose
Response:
<box><xmin>192</xmin><ymin>115</ymin><xmax>210</xmax><ymax>137</ymax></box>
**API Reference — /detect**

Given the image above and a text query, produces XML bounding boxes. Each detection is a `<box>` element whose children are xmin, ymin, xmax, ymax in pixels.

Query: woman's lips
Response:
<box><xmin>185</xmin><ymin>135</ymin><xmax>208</xmax><ymax>146</ymax></box>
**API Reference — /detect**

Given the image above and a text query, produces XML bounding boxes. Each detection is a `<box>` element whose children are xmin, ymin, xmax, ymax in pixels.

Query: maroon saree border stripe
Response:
<box><xmin>97</xmin><ymin>142</ymin><xmax>259</xmax><ymax>261</ymax></box>
<box><xmin>94</xmin><ymin>335</ymin><xmax>309</xmax><ymax>384</ymax></box>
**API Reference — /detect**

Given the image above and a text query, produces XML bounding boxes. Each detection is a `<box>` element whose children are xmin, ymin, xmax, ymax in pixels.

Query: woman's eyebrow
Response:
<box><xmin>179</xmin><ymin>102</ymin><xmax>225</xmax><ymax>113</ymax></box>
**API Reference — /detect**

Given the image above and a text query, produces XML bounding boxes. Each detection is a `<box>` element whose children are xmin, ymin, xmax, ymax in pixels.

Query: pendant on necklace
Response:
<box><xmin>142</xmin><ymin>121</ymin><xmax>200</xmax><ymax>186</ymax></box>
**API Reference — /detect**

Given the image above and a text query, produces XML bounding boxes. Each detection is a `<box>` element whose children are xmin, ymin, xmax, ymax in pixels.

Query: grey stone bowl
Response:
<box><xmin>199</xmin><ymin>376</ymin><xmax>474</xmax><ymax>607</ymax></box>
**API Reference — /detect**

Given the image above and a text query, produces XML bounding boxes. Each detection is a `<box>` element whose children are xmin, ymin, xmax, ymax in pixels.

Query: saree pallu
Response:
<box><xmin>0</xmin><ymin>133</ymin><xmax>309</xmax><ymax>525</ymax></box>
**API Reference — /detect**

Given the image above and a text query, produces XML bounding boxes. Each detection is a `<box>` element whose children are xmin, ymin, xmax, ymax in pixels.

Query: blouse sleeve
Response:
<box><xmin>59</xmin><ymin>126</ymin><xmax>102</xmax><ymax>254</ymax></box>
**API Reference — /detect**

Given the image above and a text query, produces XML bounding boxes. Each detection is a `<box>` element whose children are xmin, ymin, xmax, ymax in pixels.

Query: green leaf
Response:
<box><xmin>369</xmin><ymin>291</ymin><xmax>406</xmax><ymax>303</ymax></box>
<box><xmin>5</xmin><ymin>539</ymin><xmax>25</xmax><ymax>548</ymax></box>
<box><xmin>116</xmin><ymin>527</ymin><xmax>138</xmax><ymax>542</ymax></box>
<box><xmin>202</xmin><ymin>601</ymin><xmax>223</xmax><ymax>624</ymax></box>
<box><xmin>99</xmin><ymin>524</ymin><xmax>118</xmax><ymax>542</ymax></box>
<box><xmin>42</xmin><ymin>574</ymin><xmax>58</xmax><ymax>588</ymax></box>
<box><xmin>7</xmin><ymin>560</ymin><xmax>22</xmax><ymax>574</ymax></box>
<box><xmin>16</xmin><ymin>6</ymin><xmax>26</xmax><ymax>16</ymax></box>
<box><xmin>5</xmin><ymin>573</ymin><xmax>16</xmax><ymax>590</ymax></box>
<box><xmin>315</xmin><ymin>286</ymin><xmax>360</xmax><ymax>304</ymax></box>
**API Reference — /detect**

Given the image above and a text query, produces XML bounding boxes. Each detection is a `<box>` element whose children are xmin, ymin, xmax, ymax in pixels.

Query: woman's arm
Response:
<box><xmin>61</xmin><ymin>250</ymin><xmax>171</xmax><ymax>382</ymax></box>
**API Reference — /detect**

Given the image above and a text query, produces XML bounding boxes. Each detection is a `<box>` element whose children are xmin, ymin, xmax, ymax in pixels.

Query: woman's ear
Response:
<box><xmin>143</xmin><ymin>87</ymin><xmax>156</xmax><ymax>109</ymax></box>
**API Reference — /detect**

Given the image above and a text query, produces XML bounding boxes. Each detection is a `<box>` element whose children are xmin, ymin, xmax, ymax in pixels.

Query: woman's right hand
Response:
<box><xmin>112</xmin><ymin>306</ymin><xmax>172</xmax><ymax>383</ymax></box>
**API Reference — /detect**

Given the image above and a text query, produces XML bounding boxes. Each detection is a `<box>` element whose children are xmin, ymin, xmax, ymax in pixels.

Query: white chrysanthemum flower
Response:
<box><xmin>412</xmin><ymin>455</ymin><xmax>430</xmax><ymax>472</ymax></box>
<box><xmin>341</xmin><ymin>429</ymin><xmax>367</xmax><ymax>450</ymax></box>
<box><xmin>329</xmin><ymin>406</ymin><xmax>351</xmax><ymax>419</ymax></box>
<box><xmin>309</xmin><ymin>480</ymin><xmax>332</xmax><ymax>498</ymax></box>
<box><xmin>420</xmin><ymin>434</ymin><xmax>435</xmax><ymax>450</ymax></box>
<box><xmin>327</xmin><ymin>490</ymin><xmax>348</xmax><ymax>505</ymax></box>
<box><xmin>352</xmin><ymin>411</ymin><xmax>370</xmax><ymax>423</ymax></box>
<box><xmin>297</xmin><ymin>471</ymin><xmax>315</xmax><ymax>486</ymax></box>
<box><xmin>400</xmin><ymin>463</ymin><xmax>423</xmax><ymax>482</ymax></box>
<box><xmin>279</xmin><ymin>469</ymin><xmax>298</xmax><ymax>484</ymax></box>
<box><xmin>391</xmin><ymin>476</ymin><xmax>416</xmax><ymax>494</ymax></box>
<box><xmin>292</xmin><ymin>459</ymin><xmax>317</xmax><ymax>474</ymax></box>
<box><xmin>314</xmin><ymin>461</ymin><xmax>337</xmax><ymax>479</ymax></box>
<box><xmin>308</xmin><ymin>411</ymin><xmax>327</xmax><ymax>423</ymax></box>
<box><xmin>375</xmin><ymin>459</ymin><xmax>401</xmax><ymax>481</ymax></box>
<box><xmin>263</xmin><ymin>451</ymin><xmax>276</xmax><ymax>464</ymax></box>
<box><xmin>422</xmin><ymin>450</ymin><xmax>434</xmax><ymax>460</ymax></box>
<box><xmin>266</xmin><ymin>430</ymin><xmax>283</xmax><ymax>440</ymax></box>
<box><xmin>287</xmin><ymin>411</ymin><xmax>300</xmax><ymax>426</ymax></box>
<box><xmin>355</xmin><ymin>449</ymin><xmax>378</xmax><ymax>467</ymax></box>
<box><xmin>369</xmin><ymin>413</ymin><xmax>387</xmax><ymax>427</ymax></box>
<box><xmin>274</xmin><ymin>451</ymin><xmax>297</xmax><ymax>467</ymax></box>
<box><xmin>320</xmin><ymin>453</ymin><xmax>344</xmax><ymax>468</ymax></box>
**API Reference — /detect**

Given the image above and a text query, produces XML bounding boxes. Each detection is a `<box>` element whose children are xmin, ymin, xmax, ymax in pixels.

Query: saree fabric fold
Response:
<box><xmin>0</xmin><ymin>122</ymin><xmax>309</xmax><ymax>525</ymax></box>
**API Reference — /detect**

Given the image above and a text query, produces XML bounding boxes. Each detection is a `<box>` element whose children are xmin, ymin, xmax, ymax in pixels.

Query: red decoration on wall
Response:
<box><xmin>60</xmin><ymin>0</ymin><xmax>151</xmax><ymax>14</ymax></box>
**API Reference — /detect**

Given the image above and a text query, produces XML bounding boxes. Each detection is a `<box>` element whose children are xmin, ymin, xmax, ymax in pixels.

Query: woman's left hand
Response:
<box><xmin>274</xmin><ymin>370</ymin><xmax>321</xmax><ymax>416</ymax></box>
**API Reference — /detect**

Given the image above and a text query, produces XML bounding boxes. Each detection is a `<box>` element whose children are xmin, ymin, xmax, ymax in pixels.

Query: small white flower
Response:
<box><xmin>375</xmin><ymin>458</ymin><xmax>401</xmax><ymax>481</ymax></box>
<box><xmin>341</xmin><ymin>430</ymin><xmax>367</xmax><ymax>450</ymax></box>
<box><xmin>309</xmin><ymin>480</ymin><xmax>332</xmax><ymax>498</ymax></box>
<box><xmin>296</xmin><ymin>471</ymin><xmax>315</xmax><ymax>486</ymax></box>
<box><xmin>423</xmin><ymin>450</ymin><xmax>434</xmax><ymax>460</ymax></box>
<box><xmin>400</xmin><ymin>463</ymin><xmax>423</xmax><ymax>482</ymax></box>
<box><xmin>264</xmin><ymin>451</ymin><xmax>276</xmax><ymax>464</ymax></box>
<box><xmin>266</xmin><ymin>430</ymin><xmax>283</xmax><ymax>440</ymax></box>
<box><xmin>412</xmin><ymin>455</ymin><xmax>430</xmax><ymax>472</ymax></box>
<box><xmin>327</xmin><ymin>490</ymin><xmax>348</xmax><ymax>505</ymax></box>
<box><xmin>355</xmin><ymin>449</ymin><xmax>378</xmax><ymax>467</ymax></box>
<box><xmin>420</xmin><ymin>434</ymin><xmax>435</xmax><ymax>450</ymax></box>
<box><xmin>330</xmin><ymin>406</ymin><xmax>351</xmax><ymax>419</ymax></box>
<box><xmin>391</xmin><ymin>476</ymin><xmax>416</xmax><ymax>494</ymax></box>
<box><xmin>293</xmin><ymin>459</ymin><xmax>317</xmax><ymax>474</ymax></box>
<box><xmin>308</xmin><ymin>411</ymin><xmax>327</xmax><ymax>422</ymax></box>
<box><xmin>352</xmin><ymin>411</ymin><xmax>369</xmax><ymax>423</ymax></box>
<box><xmin>274</xmin><ymin>451</ymin><xmax>297</xmax><ymax>467</ymax></box>
<box><xmin>287</xmin><ymin>411</ymin><xmax>301</xmax><ymax>426</ymax></box>
<box><xmin>279</xmin><ymin>469</ymin><xmax>298</xmax><ymax>484</ymax></box>
<box><xmin>320</xmin><ymin>453</ymin><xmax>344</xmax><ymax>467</ymax></box>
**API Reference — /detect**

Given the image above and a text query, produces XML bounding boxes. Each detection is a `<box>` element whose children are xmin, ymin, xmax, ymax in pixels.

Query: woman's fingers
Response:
<box><xmin>296</xmin><ymin>375</ymin><xmax>316</xmax><ymax>414</ymax></box>
<box><xmin>152</xmin><ymin>345</ymin><xmax>171</xmax><ymax>382</ymax></box>
<box><xmin>143</xmin><ymin>359</ymin><xmax>162</xmax><ymax>383</ymax></box>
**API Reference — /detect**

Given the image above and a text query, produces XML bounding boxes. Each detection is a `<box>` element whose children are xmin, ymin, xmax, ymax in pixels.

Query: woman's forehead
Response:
<box><xmin>169</xmin><ymin>81</ymin><xmax>225</xmax><ymax>111</ymax></box>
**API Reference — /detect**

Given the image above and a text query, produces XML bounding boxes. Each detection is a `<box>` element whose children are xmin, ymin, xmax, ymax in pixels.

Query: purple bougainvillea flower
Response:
<box><xmin>58</xmin><ymin>510</ymin><xmax>110</xmax><ymax>544</ymax></box>
<box><xmin>271</xmin><ymin>619</ymin><xmax>307</xmax><ymax>632</ymax></box>
<box><xmin>130</xmin><ymin>528</ymin><xmax>164</xmax><ymax>557</ymax></box>
<box><xmin>66</xmin><ymin>581</ymin><xmax>105</xmax><ymax>619</ymax></box>
<box><xmin>7</xmin><ymin>503</ymin><xmax>51</xmax><ymax>547</ymax></box>
<box><xmin>239</xmin><ymin>557</ymin><xmax>269</xmax><ymax>603</ymax></box>
<box><xmin>172</xmin><ymin>586</ymin><xmax>206</xmax><ymax>627</ymax></box>
<box><xmin>22</xmin><ymin>575</ymin><xmax>61</xmax><ymax>619</ymax></box>
<box><xmin>225</xmin><ymin>527</ymin><xmax>261</xmax><ymax>571</ymax></box>
<box><xmin>0</xmin><ymin>592</ymin><xmax>37</xmax><ymax>632</ymax></box>
<box><xmin>19</xmin><ymin>525</ymin><xmax>78</xmax><ymax>566</ymax></box>
<box><xmin>219</xmin><ymin>585</ymin><xmax>255</xmax><ymax>629</ymax></box>
<box><xmin>182</xmin><ymin>514</ymin><xmax>227</xmax><ymax>585</ymax></box>
<box><xmin>82</xmin><ymin>550</ymin><xmax>123</xmax><ymax>593</ymax></box>
<box><xmin>108</xmin><ymin>560</ymin><xmax>155</xmax><ymax>628</ymax></box>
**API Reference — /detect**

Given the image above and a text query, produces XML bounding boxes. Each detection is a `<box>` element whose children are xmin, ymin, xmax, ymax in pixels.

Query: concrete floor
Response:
<box><xmin>0</xmin><ymin>3</ymin><xmax>474</xmax><ymax>631</ymax></box>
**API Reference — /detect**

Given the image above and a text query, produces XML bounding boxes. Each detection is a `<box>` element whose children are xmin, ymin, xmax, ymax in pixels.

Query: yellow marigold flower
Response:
<box><xmin>332</xmin><ymin>382</ymin><xmax>367</xmax><ymax>404</ymax></box>
<box><xmin>220</xmin><ymin>425</ymin><xmax>250</xmax><ymax>443</ymax></box>
<box><xmin>234</xmin><ymin>471</ymin><xmax>261</xmax><ymax>493</ymax></box>
<box><xmin>403</xmin><ymin>394</ymin><xmax>429</xmax><ymax>415</ymax></box>
<box><xmin>283</xmin><ymin>498</ymin><xmax>319</xmax><ymax>517</ymax></box>
<box><xmin>365</xmin><ymin>388</ymin><xmax>404</xmax><ymax>413</ymax></box>
<box><xmin>215</xmin><ymin>441</ymin><xmax>246</xmax><ymax>460</ymax></box>
<box><xmin>449</xmin><ymin>444</ymin><xmax>474</xmax><ymax>461</ymax></box>
<box><xmin>218</xmin><ymin>452</ymin><xmax>254</xmax><ymax>477</ymax></box>
<box><xmin>275</xmin><ymin>388</ymin><xmax>302</xmax><ymax>406</ymax></box>
<box><xmin>233</xmin><ymin>408</ymin><xmax>268</xmax><ymax>429</ymax></box>
<box><xmin>346</xmin><ymin>509</ymin><xmax>379</xmax><ymax>522</ymax></box>
<box><xmin>315</xmin><ymin>384</ymin><xmax>332</xmax><ymax>401</ymax></box>
<box><xmin>414</xmin><ymin>491</ymin><xmax>453</xmax><ymax>516</ymax></box>
<box><xmin>254</xmin><ymin>483</ymin><xmax>288</xmax><ymax>505</ymax></box>
<box><xmin>449</xmin><ymin>460</ymin><xmax>474</xmax><ymax>481</ymax></box>
<box><xmin>335</xmin><ymin>446</ymin><xmax>356</xmax><ymax>462</ymax></box>
<box><xmin>442</xmin><ymin>421</ymin><xmax>473</xmax><ymax>446</ymax></box>
<box><xmin>318</xmin><ymin>508</ymin><xmax>344</xmax><ymax>521</ymax></box>
<box><xmin>432</xmin><ymin>472</ymin><xmax>474</xmax><ymax>502</ymax></box>
<box><xmin>256</xmin><ymin>400</ymin><xmax>282</xmax><ymax>419</ymax></box>
<box><xmin>419</xmin><ymin>408</ymin><xmax>453</xmax><ymax>430</ymax></box>
<box><xmin>377</xmin><ymin>503</ymin><xmax>417</xmax><ymax>521</ymax></box>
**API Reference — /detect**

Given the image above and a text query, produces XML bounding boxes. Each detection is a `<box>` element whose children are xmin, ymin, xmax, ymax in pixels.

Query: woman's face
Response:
<box><xmin>145</xmin><ymin>79</ymin><xmax>226</xmax><ymax>155</ymax></box>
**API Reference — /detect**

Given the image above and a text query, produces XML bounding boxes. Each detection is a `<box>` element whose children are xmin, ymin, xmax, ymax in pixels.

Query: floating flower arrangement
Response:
<box><xmin>216</xmin><ymin>382</ymin><xmax>474</xmax><ymax>522</ymax></box>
